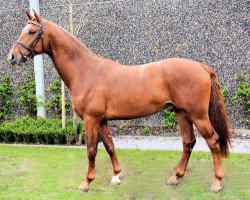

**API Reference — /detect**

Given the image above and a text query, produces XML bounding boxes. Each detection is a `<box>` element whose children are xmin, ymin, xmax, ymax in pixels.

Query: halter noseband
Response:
<box><xmin>15</xmin><ymin>20</ymin><xmax>46</xmax><ymax>62</ymax></box>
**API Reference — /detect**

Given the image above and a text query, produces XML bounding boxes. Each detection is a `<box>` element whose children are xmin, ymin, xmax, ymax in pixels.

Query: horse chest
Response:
<box><xmin>72</xmin><ymin>93</ymin><xmax>106</xmax><ymax>118</ymax></box>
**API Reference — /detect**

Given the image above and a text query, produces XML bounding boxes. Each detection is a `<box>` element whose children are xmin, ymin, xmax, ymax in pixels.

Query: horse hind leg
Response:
<box><xmin>99</xmin><ymin>121</ymin><xmax>122</xmax><ymax>186</ymax></box>
<box><xmin>167</xmin><ymin>111</ymin><xmax>196</xmax><ymax>185</ymax></box>
<box><xmin>192</xmin><ymin>116</ymin><xmax>223</xmax><ymax>192</ymax></box>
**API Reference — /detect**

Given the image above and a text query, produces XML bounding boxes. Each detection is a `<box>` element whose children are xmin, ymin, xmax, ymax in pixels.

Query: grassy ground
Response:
<box><xmin>0</xmin><ymin>145</ymin><xmax>249</xmax><ymax>200</ymax></box>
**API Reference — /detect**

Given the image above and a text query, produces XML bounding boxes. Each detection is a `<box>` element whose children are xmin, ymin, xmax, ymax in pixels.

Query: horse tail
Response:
<box><xmin>202</xmin><ymin>64</ymin><xmax>232</xmax><ymax>157</ymax></box>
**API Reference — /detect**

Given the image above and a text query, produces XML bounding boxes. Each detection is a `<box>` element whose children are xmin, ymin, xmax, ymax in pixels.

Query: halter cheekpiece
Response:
<box><xmin>15</xmin><ymin>20</ymin><xmax>46</xmax><ymax>62</ymax></box>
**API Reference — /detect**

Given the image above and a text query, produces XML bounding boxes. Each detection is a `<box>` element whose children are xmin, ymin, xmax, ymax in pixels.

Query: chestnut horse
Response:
<box><xmin>8</xmin><ymin>10</ymin><xmax>231</xmax><ymax>192</ymax></box>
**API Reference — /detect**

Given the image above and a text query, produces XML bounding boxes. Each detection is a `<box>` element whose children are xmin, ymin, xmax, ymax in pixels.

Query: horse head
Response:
<box><xmin>8</xmin><ymin>9</ymin><xmax>46</xmax><ymax>66</ymax></box>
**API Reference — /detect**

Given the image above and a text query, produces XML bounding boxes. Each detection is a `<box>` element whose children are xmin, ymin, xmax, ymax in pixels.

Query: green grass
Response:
<box><xmin>0</xmin><ymin>145</ymin><xmax>249</xmax><ymax>200</ymax></box>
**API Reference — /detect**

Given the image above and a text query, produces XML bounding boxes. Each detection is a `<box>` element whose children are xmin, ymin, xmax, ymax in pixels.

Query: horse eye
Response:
<box><xmin>29</xmin><ymin>30</ymin><xmax>36</xmax><ymax>35</ymax></box>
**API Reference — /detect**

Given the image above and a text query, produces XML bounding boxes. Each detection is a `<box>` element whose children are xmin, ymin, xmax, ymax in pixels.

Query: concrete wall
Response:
<box><xmin>0</xmin><ymin>0</ymin><xmax>249</xmax><ymax>128</ymax></box>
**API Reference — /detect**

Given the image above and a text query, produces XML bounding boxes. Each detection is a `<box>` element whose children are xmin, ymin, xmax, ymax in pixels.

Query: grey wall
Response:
<box><xmin>0</xmin><ymin>0</ymin><xmax>249</xmax><ymax>128</ymax></box>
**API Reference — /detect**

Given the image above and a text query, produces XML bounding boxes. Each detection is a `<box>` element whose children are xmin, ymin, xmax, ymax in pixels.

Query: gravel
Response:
<box><xmin>1</xmin><ymin>129</ymin><xmax>249</xmax><ymax>154</ymax></box>
<box><xmin>98</xmin><ymin>135</ymin><xmax>250</xmax><ymax>154</ymax></box>
<box><xmin>110</xmin><ymin>127</ymin><xmax>250</xmax><ymax>139</ymax></box>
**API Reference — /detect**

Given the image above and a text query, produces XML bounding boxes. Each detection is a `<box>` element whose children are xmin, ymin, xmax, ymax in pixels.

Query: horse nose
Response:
<box><xmin>11</xmin><ymin>53</ymin><xmax>15</xmax><ymax>61</ymax></box>
<box><xmin>8</xmin><ymin>53</ymin><xmax>16</xmax><ymax>64</ymax></box>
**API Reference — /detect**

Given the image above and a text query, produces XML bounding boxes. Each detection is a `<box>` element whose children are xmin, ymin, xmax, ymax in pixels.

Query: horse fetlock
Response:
<box><xmin>175</xmin><ymin>167</ymin><xmax>186</xmax><ymax>178</ymax></box>
<box><xmin>114</xmin><ymin>166</ymin><xmax>121</xmax><ymax>175</ymax></box>
<box><xmin>176</xmin><ymin>172</ymin><xmax>185</xmax><ymax>178</ymax></box>
<box><xmin>215</xmin><ymin>172</ymin><xmax>224</xmax><ymax>181</ymax></box>
<box><xmin>87</xmin><ymin>174</ymin><xmax>95</xmax><ymax>183</ymax></box>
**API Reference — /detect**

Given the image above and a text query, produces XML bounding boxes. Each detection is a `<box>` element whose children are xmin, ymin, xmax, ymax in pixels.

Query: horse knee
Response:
<box><xmin>88</xmin><ymin>146</ymin><xmax>97</xmax><ymax>161</ymax></box>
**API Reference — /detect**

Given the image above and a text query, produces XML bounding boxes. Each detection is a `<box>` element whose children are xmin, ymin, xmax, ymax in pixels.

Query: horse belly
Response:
<box><xmin>104</xmin><ymin>93</ymin><xmax>169</xmax><ymax>120</ymax></box>
<box><xmin>104</xmin><ymin>64</ymin><xmax>171</xmax><ymax>120</ymax></box>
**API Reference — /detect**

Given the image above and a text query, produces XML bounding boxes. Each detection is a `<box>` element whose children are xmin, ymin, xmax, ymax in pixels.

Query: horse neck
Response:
<box><xmin>45</xmin><ymin>20</ymin><xmax>100</xmax><ymax>90</ymax></box>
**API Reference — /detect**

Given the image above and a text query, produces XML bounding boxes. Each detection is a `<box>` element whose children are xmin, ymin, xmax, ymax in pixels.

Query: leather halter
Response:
<box><xmin>15</xmin><ymin>20</ymin><xmax>46</xmax><ymax>62</ymax></box>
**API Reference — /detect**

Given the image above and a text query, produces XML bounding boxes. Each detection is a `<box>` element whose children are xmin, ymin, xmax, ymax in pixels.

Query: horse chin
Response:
<box><xmin>13</xmin><ymin>59</ymin><xmax>26</xmax><ymax>66</ymax></box>
<box><xmin>8</xmin><ymin>55</ymin><xmax>25</xmax><ymax>66</ymax></box>
<box><xmin>8</xmin><ymin>59</ymin><xmax>18</xmax><ymax>66</ymax></box>
<box><xmin>17</xmin><ymin>61</ymin><xmax>26</xmax><ymax>66</ymax></box>
<box><xmin>18</xmin><ymin>56</ymin><xmax>30</xmax><ymax>66</ymax></box>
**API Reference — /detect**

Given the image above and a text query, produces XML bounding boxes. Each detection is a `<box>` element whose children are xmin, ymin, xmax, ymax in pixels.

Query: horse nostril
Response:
<box><xmin>11</xmin><ymin>53</ymin><xmax>15</xmax><ymax>61</ymax></box>
<box><xmin>8</xmin><ymin>53</ymin><xmax>16</xmax><ymax>64</ymax></box>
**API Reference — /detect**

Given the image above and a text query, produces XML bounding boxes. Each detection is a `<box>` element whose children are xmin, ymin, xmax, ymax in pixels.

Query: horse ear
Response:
<box><xmin>32</xmin><ymin>9</ymin><xmax>41</xmax><ymax>22</ymax></box>
<box><xmin>26</xmin><ymin>10</ymin><xmax>32</xmax><ymax>20</ymax></box>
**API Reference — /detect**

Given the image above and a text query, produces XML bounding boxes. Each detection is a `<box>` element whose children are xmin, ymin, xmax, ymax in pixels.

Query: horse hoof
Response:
<box><xmin>78</xmin><ymin>185</ymin><xmax>89</xmax><ymax>193</ymax></box>
<box><xmin>109</xmin><ymin>174</ymin><xmax>121</xmax><ymax>186</ymax></box>
<box><xmin>210</xmin><ymin>185</ymin><xmax>223</xmax><ymax>193</ymax></box>
<box><xmin>167</xmin><ymin>176</ymin><xmax>179</xmax><ymax>185</ymax></box>
<box><xmin>167</xmin><ymin>179</ymin><xmax>179</xmax><ymax>185</ymax></box>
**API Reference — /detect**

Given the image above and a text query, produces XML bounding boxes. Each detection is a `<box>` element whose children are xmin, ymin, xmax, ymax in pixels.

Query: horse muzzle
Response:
<box><xmin>7</xmin><ymin>49</ymin><xmax>28</xmax><ymax>66</ymax></box>
<box><xmin>7</xmin><ymin>52</ymin><xmax>17</xmax><ymax>65</ymax></box>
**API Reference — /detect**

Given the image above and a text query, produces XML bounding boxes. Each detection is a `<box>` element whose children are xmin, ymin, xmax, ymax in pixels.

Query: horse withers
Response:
<box><xmin>8</xmin><ymin>10</ymin><xmax>231</xmax><ymax>192</ymax></box>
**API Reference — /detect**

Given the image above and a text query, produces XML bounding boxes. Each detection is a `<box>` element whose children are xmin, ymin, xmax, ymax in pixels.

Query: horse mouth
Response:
<box><xmin>8</xmin><ymin>58</ymin><xmax>21</xmax><ymax>66</ymax></box>
<box><xmin>7</xmin><ymin>52</ymin><xmax>28</xmax><ymax>66</ymax></box>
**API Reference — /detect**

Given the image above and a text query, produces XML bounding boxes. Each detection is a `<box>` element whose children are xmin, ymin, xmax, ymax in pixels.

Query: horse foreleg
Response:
<box><xmin>167</xmin><ymin>112</ymin><xmax>196</xmax><ymax>185</ymax></box>
<box><xmin>79</xmin><ymin>116</ymin><xmax>100</xmax><ymax>192</ymax></box>
<box><xmin>99</xmin><ymin>121</ymin><xmax>121</xmax><ymax>186</ymax></box>
<box><xmin>193</xmin><ymin>117</ymin><xmax>223</xmax><ymax>192</ymax></box>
